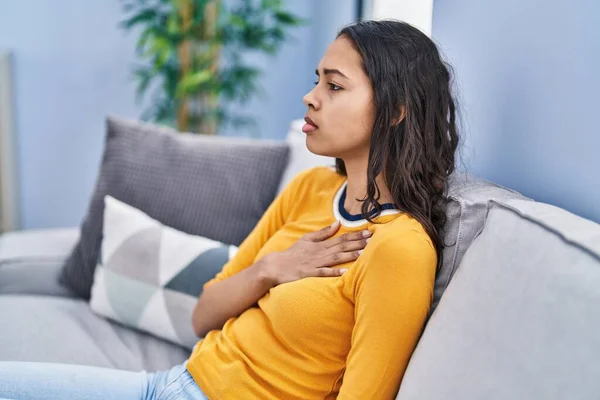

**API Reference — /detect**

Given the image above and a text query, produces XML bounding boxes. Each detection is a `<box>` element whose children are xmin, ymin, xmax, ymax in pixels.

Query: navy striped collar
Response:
<box><xmin>333</xmin><ymin>182</ymin><xmax>401</xmax><ymax>227</ymax></box>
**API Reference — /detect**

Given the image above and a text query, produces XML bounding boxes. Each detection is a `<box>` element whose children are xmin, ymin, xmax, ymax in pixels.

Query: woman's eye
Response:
<box><xmin>313</xmin><ymin>81</ymin><xmax>341</xmax><ymax>91</ymax></box>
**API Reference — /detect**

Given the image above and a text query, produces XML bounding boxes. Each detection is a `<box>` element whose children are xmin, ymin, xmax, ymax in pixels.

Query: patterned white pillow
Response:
<box><xmin>90</xmin><ymin>195</ymin><xmax>237</xmax><ymax>349</ymax></box>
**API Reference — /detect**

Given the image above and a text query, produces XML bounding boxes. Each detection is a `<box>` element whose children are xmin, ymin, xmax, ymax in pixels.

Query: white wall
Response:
<box><xmin>365</xmin><ymin>0</ymin><xmax>434</xmax><ymax>36</ymax></box>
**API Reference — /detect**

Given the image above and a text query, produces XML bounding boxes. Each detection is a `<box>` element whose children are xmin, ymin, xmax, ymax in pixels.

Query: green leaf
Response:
<box><xmin>261</xmin><ymin>0</ymin><xmax>281</xmax><ymax>10</ymax></box>
<box><xmin>135</xmin><ymin>25</ymin><xmax>155</xmax><ymax>55</ymax></box>
<box><xmin>132</xmin><ymin>66</ymin><xmax>155</xmax><ymax>102</ymax></box>
<box><xmin>120</xmin><ymin>8</ymin><xmax>158</xmax><ymax>30</ymax></box>
<box><xmin>166</xmin><ymin>12</ymin><xmax>180</xmax><ymax>35</ymax></box>
<box><xmin>273</xmin><ymin>11</ymin><xmax>300</xmax><ymax>25</ymax></box>
<box><xmin>145</xmin><ymin>35</ymin><xmax>173</xmax><ymax>70</ymax></box>
<box><xmin>229</xmin><ymin>14</ymin><xmax>245</xmax><ymax>28</ymax></box>
<box><xmin>176</xmin><ymin>69</ymin><xmax>214</xmax><ymax>97</ymax></box>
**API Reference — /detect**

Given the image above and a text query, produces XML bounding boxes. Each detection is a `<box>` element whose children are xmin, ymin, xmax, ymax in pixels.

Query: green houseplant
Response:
<box><xmin>121</xmin><ymin>0</ymin><xmax>304</xmax><ymax>135</ymax></box>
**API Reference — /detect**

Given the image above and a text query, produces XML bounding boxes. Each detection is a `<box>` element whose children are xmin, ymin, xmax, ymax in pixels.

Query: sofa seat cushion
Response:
<box><xmin>396</xmin><ymin>199</ymin><xmax>600</xmax><ymax>400</ymax></box>
<box><xmin>0</xmin><ymin>295</ymin><xmax>189</xmax><ymax>372</ymax></box>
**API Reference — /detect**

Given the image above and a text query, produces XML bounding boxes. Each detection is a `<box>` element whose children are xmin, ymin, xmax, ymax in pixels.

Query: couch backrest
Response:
<box><xmin>396</xmin><ymin>199</ymin><xmax>600</xmax><ymax>400</ymax></box>
<box><xmin>435</xmin><ymin>173</ymin><xmax>530</xmax><ymax>312</ymax></box>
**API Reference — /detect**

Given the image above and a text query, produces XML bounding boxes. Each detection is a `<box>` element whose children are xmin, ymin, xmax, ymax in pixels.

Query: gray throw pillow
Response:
<box><xmin>432</xmin><ymin>172</ymin><xmax>532</xmax><ymax>313</ymax></box>
<box><xmin>60</xmin><ymin>116</ymin><xmax>289</xmax><ymax>299</ymax></box>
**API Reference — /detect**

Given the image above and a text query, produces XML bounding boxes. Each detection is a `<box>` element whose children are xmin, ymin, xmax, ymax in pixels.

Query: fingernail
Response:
<box><xmin>332</xmin><ymin>220</ymin><xmax>340</xmax><ymax>227</ymax></box>
<box><xmin>340</xmin><ymin>268</ymin><xmax>348</xmax><ymax>273</ymax></box>
<box><xmin>358</xmin><ymin>250</ymin><xmax>363</xmax><ymax>255</ymax></box>
<box><xmin>362</xmin><ymin>230</ymin><xmax>371</xmax><ymax>237</ymax></box>
<box><xmin>365</xmin><ymin>238</ymin><xmax>370</xmax><ymax>243</ymax></box>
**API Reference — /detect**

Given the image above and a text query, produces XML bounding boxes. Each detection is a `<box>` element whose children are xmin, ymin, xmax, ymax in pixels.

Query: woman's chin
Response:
<box><xmin>306</xmin><ymin>136</ymin><xmax>345</xmax><ymax>159</ymax></box>
<box><xmin>305</xmin><ymin>136</ymin><xmax>331</xmax><ymax>157</ymax></box>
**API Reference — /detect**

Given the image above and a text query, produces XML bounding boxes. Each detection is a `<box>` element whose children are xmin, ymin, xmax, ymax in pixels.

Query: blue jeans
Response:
<box><xmin>0</xmin><ymin>361</ymin><xmax>208</xmax><ymax>400</ymax></box>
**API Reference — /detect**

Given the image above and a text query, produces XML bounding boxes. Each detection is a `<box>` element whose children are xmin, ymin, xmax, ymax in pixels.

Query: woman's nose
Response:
<box><xmin>303</xmin><ymin>88</ymin><xmax>319</xmax><ymax>109</ymax></box>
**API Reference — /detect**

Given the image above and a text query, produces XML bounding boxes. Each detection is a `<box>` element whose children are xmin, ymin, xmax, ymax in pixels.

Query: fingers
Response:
<box><xmin>312</xmin><ymin>267</ymin><xmax>348</xmax><ymax>278</ymax></box>
<box><xmin>326</xmin><ymin>237</ymin><xmax>369</xmax><ymax>254</ymax></box>
<box><xmin>304</xmin><ymin>220</ymin><xmax>341</xmax><ymax>242</ymax></box>
<box><xmin>323</xmin><ymin>229</ymin><xmax>371</xmax><ymax>249</ymax></box>
<box><xmin>316</xmin><ymin>250</ymin><xmax>362</xmax><ymax>268</ymax></box>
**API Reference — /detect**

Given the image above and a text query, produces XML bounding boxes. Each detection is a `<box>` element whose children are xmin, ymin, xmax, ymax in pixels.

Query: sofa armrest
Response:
<box><xmin>0</xmin><ymin>227</ymin><xmax>80</xmax><ymax>297</ymax></box>
<box><xmin>0</xmin><ymin>227</ymin><xmax>80</xmax><ymax>262</ymax></box>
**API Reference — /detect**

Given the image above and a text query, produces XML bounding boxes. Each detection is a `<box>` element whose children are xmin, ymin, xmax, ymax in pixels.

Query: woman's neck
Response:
<box><xmin>342</xmin><ymin>157</ymin><xmax>394</xmax><ymax>215</ymax></box>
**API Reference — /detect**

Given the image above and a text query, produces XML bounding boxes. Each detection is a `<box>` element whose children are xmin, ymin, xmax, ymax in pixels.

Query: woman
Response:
<box><xmin>0</xmin><ymin>19</ymin><xmax>459</xmax><ymax>399</ymax></box>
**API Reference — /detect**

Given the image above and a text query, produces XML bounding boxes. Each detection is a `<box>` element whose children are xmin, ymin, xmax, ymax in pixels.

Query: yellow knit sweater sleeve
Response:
<box><xmin>338</xmin><ymin>226</ymin><xmax>437</xmax><ymax>399</ymax></box>
<box><xmin>202</xmin><ymin>168</ymin><xmax>313</xmax><ymax>289</ymax></box>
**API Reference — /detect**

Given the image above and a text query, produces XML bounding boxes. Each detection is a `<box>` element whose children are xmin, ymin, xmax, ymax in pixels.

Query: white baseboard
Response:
<box><xmin>0</xmin><ymin>50</ymin><xmax>21</xmax><ymax>232</ymax></box>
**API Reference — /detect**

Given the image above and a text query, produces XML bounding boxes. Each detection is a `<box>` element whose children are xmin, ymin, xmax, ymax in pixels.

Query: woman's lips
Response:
<box><xmin>303</xmin><ymin>116</ymin><xmax>318</xmax><ymax>134</ymax></box>
<box><xmin>302</xmin><ymin>123</ymin><xmax>317</xmax><ymax>134</ymax></box>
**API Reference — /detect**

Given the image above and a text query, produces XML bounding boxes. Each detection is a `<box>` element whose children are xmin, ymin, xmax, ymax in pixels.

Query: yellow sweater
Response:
<box><xmin>186</xmin><ymin>166</ymin><xmax>437</xmax><ymax>399</ymax></box>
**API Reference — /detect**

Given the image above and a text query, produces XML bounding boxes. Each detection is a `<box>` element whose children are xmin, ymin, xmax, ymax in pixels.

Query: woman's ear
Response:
<box><xmin>393</xmin><ymin>105</ymin><xmax>407</xmax><ymax>126</ymax></box>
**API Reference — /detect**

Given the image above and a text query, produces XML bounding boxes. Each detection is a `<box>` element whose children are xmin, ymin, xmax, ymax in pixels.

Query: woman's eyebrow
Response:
<box><xmin>315</xmin><ymin>68</ymin><xmax>349</xmax><ymax>79</ymax></box>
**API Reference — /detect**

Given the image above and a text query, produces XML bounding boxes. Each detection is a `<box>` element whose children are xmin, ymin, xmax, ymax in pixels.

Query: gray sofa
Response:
<box><xmin>1</xmin><ymin>120</ymin><xmax>599</xmax><ymax>399</ymax></box>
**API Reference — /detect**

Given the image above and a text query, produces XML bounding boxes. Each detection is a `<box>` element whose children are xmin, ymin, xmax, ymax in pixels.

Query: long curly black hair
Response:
<box><xmin>336</xmin><ymin>20</ymin><xmax>460</xmax><ymax>270</ymax></box>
